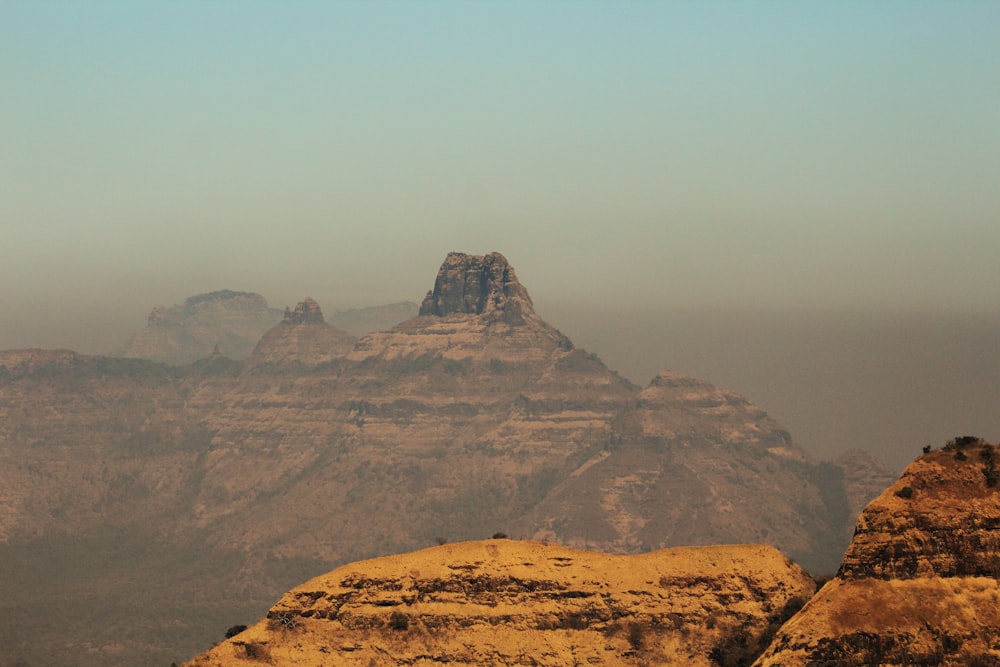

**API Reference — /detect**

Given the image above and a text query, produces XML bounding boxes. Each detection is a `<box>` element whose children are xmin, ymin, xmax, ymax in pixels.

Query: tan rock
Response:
<box><xmin>757</xmin><ymin>439</ymin><xmax>1000</xmax><ymax>666</ymax></box>
<box><xmin>185</xmin><ymin>539</ymin><xmax>815</xmax><ymax>667</ymax></box>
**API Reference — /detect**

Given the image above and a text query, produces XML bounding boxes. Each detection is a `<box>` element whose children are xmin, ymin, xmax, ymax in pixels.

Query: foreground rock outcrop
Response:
<box><xmin>757</xmin><ymin>438</ymin><xmax>1000</xmax><ymax>666</ymax></box>
<box><xmin>186</xmin><ymin>539</ymin><xmax>815</xmax><ymax>666</ymax></box>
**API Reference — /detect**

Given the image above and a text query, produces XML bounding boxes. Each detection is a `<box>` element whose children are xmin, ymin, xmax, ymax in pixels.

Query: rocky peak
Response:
<box><xmin>418</xmin><ymin>252</ymin><xmax>534</xmax><ymax>324</ymax></box>
<box><xmin>247</xmin><ymin>297</ymin><xmax>355</xmax><ymax>369</ymax></box>
<box><xmin>282</xmin><ymin>297</ymin><xmax>324</xmax><ymax>325</ymax></box>
<box><xmin>757</xmin><ymin>439</ymin><xmax>1000</xmax><ymax>665</ymax></box>
<box><xmin>838</xmin><ymin>438</ymin><xmax>1000</xmax><ymax>580</ymax></box>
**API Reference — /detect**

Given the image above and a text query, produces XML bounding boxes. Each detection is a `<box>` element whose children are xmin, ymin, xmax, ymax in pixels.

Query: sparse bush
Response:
<box><xmin>922</xmin><ymin>444</ymin><xmax>932</xmax><ymax>454</ymax></box>
<box><xmin>491</xmin><ymin>531</ymin><xmax>509</xmax><ymax>539</ymax></box>
<box><xmin>224</xmin><ymin>624</ymin><xmax>247</xmax><ymax>639</ymax></box>
<box><xmin>627</xmin><ymin>622</ymin><xmax>646</xmax><ymax>650</ymax></box>
<box><xmin>487</xmin><ymin>358</ymin><xmax>507</xmax><ymax>374</ymax></box>
<box><xmin>237</xmin><ymin>641</ymin><xmax>270</xmax><ymax>661</ymax></box>
<box><xmin>982</xmin><ymin>466</ymin><xmax>999</xmax><ymax>488</ymax></box>
<box><xmin>956</xmin><ymin>450</ymin><xmax>968</xmax><ymax>461</ymax></box>
<box><xmin>435</xmin><ymin>536</ymin><xmax>448</xmax><ymax>545</ymax></box>
<box><xmin>560</xmin><ymin>611</ymin><xmax>589</xmax><ymax>630</ymax></box>
<box><xmin>895</xmin><ymin>486</ymin><xmax>914</xmax><ymax>499</ymax></box>
<box><xmin>442</xmin><ymin>359</ymin><xmax>465</xmax><ymax>376</ymax></box>
<box><xmin>709</xmin><ymin>628</ymin><xmax>753</xmax><ymax>666</ymax></box>
<box><xmin>389</xmin><ymin>611</ymin><xmax>410</xmax><ymax>631</ymax></box>
<box><xmin>267</xmin><ymin>613</ymin><xmax>298</xmax><ymax>632</ymax></box>
<box><xmin>979</xmin><ymin>444</ymin><xmax>996</xmax><ymax>463</ymax></box>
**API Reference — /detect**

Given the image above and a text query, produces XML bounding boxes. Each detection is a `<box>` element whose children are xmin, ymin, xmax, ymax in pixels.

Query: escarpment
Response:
<box><xmin>123</xmin><ymin>290</ymin><xmax>282</xmax><ymax>363</ymax></box>
<box><xmin>756</xmin><ymin>438</ymin><xmax>1000</xmax><ymax>666</ymax></box>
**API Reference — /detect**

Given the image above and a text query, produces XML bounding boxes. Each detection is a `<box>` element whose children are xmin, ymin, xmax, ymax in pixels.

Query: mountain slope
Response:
<box><xmin>756</xmin><ymin>437</ymin><xmax>1000</xmax><ymax>666</ymax></box>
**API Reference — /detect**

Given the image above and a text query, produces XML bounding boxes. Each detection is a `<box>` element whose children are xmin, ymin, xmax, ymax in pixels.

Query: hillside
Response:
<box><xmin>756</xmin><ymin>437</ymin><xmax>1000</xmax><ymax>665</ymax></box>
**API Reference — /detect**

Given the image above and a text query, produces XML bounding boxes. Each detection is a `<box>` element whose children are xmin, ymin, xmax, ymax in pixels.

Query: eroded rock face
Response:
<box><xmin>419</xmin><ymin>251</ymin><xmax>533</xmax><ymax>324</ymax></box>
<box><xmin>757</xmin><ymin>439</ymin><xmax>1000</xmax><ymax>666</ymax></box>
<box><xmin>282</xmin><ymin>297</ymin><xmax>325</xmax><ymax>325</ymax></box>
<box><xmin>185</xmin><ymin>540</ymin><xmax>815</xmax><ymax>667</ymax></box>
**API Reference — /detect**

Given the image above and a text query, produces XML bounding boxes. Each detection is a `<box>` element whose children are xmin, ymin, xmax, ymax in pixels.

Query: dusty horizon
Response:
<box><xmin>3</xmin><ymin>2</ymin><xmax>998</xmax><ymax>472</ymax></box>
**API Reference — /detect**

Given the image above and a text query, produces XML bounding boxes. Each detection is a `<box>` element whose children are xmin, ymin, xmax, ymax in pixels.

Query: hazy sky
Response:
<box><xmin>2</xmin><ymin>2</ymin><xmax>998</xmax><ymax>466</ymax></box>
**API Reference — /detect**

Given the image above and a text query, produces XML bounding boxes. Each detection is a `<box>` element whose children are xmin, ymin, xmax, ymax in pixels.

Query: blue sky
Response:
<box><xmin>2</xmin><ymin>1</ymin><xmax>999</xmax><ymax>349</ymax></box>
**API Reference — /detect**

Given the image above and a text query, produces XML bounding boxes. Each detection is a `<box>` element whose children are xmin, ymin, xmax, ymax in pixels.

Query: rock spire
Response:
<box><xmin>282</xmin><ymin>297</ymin><xmax>325</xmax><ymax>325</ymax></box>
<box><xmin>419</xmin><ymin>252</ymin><xmax>534</xmax><ymax>324</ymax></box>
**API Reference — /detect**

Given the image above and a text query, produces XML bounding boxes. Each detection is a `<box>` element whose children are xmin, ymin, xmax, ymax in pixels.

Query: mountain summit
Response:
<box><xmin>281</xmin><ymin>297</ymin><xmax>325</xmax><ymax>325</ymax></box>
<box><xmin>758</xmin><ymin>438</ymin><xmax>1000</xmax><ymax>665</ymax></box>
<box><xmin>418</xmin><ymin>251</ymin><xmax>534</xmax><ymax>324</ymax></box>
<box><xmin>247</xmin><ymin>297</ymin><xmax>355</xmax><ymax>369</ymax></box>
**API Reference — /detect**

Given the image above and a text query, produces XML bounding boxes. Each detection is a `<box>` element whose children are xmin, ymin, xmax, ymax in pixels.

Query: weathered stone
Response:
<box><xmin>757</xmin><ymin>440</ymin><xmax>1000</xmax><ymax>666</ymax></box>
<box><xmin>419</xmin><ymin>251</ymin><xmax>534</xmax><ymax>324</ymax></box>
<box><xmin>184</xmin><ymin>540</ymin><xmax>815</xmax><ymax>667</ymax></box>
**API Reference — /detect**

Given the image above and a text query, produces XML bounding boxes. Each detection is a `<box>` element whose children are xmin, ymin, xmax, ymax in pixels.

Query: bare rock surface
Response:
<box><xmin>186</xmin><ymin>539</ymin><xmax>815</xmax><ymax>667</ymax></box>
<box><xmin>757</xmin><ymin>438</ymin><xmax>1000</xmax><ymax>666</ymax></box>
<box><xmin>419</xmin><ymin>251</ymin><xmax>534</xmax><ymax>324</ymax></box>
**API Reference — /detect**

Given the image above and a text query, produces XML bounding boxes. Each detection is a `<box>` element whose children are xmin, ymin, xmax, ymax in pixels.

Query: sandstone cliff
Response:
<box><xmin>756</xmin><ymin>438</ymin><xmax>1000</xmax><ymax>666</ymax></box>
<box><xmin>185</xmin><ymin>539</ymin><xmax>815</xmax><ymax>667</ymax></box>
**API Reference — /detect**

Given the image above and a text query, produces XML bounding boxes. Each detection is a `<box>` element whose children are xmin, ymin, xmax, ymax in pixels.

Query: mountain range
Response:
<box><xmin>185</xmin><ymin>437</ymin><xmax>1000</xmax><ymax>666</ymax></box>
<box><xmin>0</xmin><ymin>251</ymin><xmax>894</xmax><ymax>666</ymax></box>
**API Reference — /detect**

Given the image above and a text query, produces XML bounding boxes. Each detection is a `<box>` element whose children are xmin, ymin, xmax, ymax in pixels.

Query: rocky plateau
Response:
<box><xmin>186</xmin><ymin>540</ymin><xmax>814</xmax><ymax>667</ymax></box>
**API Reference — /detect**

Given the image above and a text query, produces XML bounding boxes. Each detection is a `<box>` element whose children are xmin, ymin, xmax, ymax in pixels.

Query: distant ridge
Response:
<box><xmin>123</xmin><ymin>290</ymin><xmax>282</xmax><ymax>364</ymax></box>
<box><xmin>246</xmin><ymin>297</ymin><xmax>355</xmax><ymax>369</ymax></box>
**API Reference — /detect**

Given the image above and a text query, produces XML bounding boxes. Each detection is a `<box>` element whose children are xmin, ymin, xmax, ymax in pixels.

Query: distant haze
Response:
<box><xmin>2</xmin><ymin>2</ymin><xmax>998</xmax><ymax>469</ymax></box>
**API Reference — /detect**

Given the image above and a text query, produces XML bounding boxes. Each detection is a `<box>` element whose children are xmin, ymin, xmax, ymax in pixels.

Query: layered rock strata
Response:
<box><xmin>185</xmin><ymin>539</ymin><xmax>815</xmax><ymax>667</ymax></box>
<box><xmin>756</xmin><ymin>438</ymin><xmax>1000</xmax><ymax>666</ymax></box>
